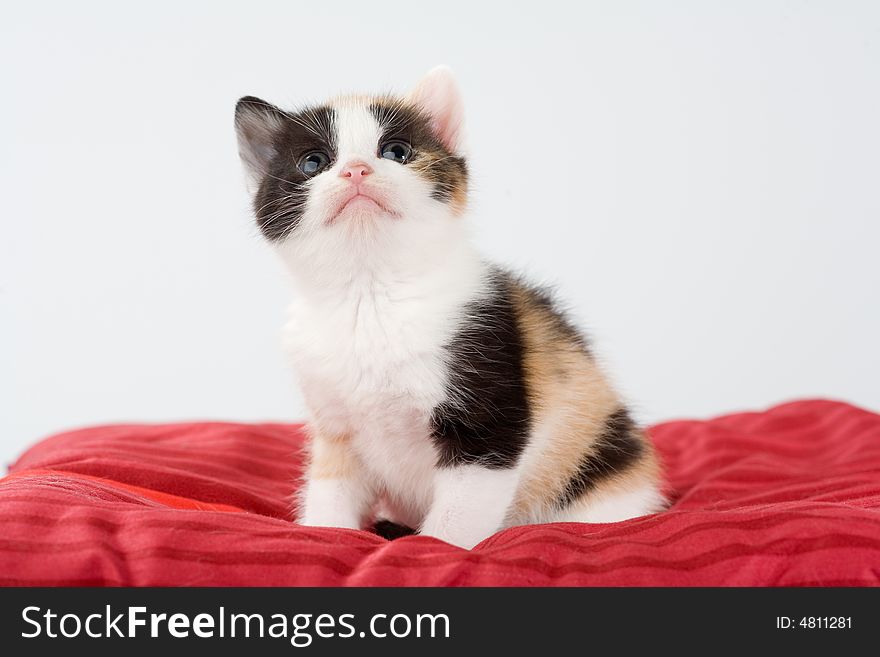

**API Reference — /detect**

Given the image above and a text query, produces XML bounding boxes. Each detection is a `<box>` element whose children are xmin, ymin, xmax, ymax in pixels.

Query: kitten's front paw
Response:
<box><xmin>298</xmin><ymin>476</ymin><xmax>366</xmax><ymax>529</ymax></box>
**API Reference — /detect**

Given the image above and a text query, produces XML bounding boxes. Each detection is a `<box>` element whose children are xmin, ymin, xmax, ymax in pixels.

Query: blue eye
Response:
<box><xmin>380</xmin><ymin>141</ymin><xmax>412</xmax><ymax>164</ymax></box>
<box><xmin>298</xmin><ymin>151</ymin><xmax>330</xmax><ymax>176</ymax></box>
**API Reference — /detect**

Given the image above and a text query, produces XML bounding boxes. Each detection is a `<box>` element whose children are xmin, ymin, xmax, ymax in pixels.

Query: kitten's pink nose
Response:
<box><xmin>340</xmin><ymin>161</ymin><xmax>373</xmax><ymax>183</ymax></box>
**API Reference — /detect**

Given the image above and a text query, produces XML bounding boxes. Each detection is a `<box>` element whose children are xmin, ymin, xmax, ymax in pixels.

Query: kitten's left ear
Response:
<box><xmin>235</xmin><ymin>96</ymin><xmax>288</xmax><ymax>188</ymax></box>
<box><xmin>407</xmin><ymin>66</ymin><xmax>465</xmax><ymax>154</ymax></box>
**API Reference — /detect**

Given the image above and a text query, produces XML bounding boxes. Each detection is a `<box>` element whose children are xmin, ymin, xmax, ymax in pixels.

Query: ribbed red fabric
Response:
<box><xmin>2</xmin><ymin>400</ymin><xmax>879</xmax><ymax>586</ymax></box>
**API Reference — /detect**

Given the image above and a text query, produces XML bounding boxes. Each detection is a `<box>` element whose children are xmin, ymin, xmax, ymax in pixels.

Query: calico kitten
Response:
<box><xmin>235</xmin><ymin>67</ymin><xmax>665</xmax><ymax>549</ymax></box>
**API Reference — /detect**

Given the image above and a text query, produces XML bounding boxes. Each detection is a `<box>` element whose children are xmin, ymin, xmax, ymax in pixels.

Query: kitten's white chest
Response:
<box><xmin>284</xmin><ymin>285</ymin><xmax>451</xmax><ymax>413</ymax></box>
<box><xmin>283</xmin><ymin>279</ymin><xmax>463</xmax><ymax>516</ymax></box>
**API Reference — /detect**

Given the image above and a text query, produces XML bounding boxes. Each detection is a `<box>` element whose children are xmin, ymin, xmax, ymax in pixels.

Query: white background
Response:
<box><xmin>2</xmin><ymin>1</ymin><xmax>879</xmax><ymax>468</ymax></box>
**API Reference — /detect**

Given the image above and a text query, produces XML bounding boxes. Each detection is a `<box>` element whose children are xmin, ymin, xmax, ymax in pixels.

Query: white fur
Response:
<box><xmin>421</xmin><ymin>465</ymin><xmax>521</xmax><ymax>549</ymax></box>
<box><xmin>299</xmin><ymin>477</ymin><xmax>368</xmax><ymax>529</ymax></box>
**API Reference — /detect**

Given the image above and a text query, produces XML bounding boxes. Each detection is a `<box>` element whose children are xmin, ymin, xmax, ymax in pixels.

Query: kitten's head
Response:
<box><xmin>235</xmin><ymin>67</ymin><xmax>468</xmax><ymax>256</ymax></box>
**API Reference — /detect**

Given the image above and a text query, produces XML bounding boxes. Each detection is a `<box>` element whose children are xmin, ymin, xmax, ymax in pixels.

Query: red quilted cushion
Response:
<box><xmin>2</xmin><ymin>399</ymin><xmax>879</xmax><ymax>586</ymax></box>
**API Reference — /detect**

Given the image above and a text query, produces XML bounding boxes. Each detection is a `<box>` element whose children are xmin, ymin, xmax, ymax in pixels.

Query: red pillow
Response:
<box><xmin>2</xmin><ymin>399</ymin><xmax>879</xmax><ymax>586</ymax></box>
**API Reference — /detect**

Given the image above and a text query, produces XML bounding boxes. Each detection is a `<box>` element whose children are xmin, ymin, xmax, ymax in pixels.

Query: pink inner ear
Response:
<box><xmin>409</xmin><ymin>68</ymin><xmax>464</xmax><ymax>153</ymax></box>
<box><xmin>433</xmin><ymin>111</ymin><xmax>463</xmax><ymax>154</ymax></box>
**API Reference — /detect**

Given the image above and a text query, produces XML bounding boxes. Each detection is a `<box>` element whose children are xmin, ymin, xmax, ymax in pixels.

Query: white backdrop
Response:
<box><xmin>2</xmin><ymin>1</ymin><xmax>879</xmax><ymax>467</ymax></box>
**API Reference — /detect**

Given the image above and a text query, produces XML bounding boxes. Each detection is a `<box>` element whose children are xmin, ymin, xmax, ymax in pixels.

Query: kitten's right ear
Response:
<box><xmin>235</xmin><ymin>96</ymin><xmax>287</xmax><ymax>188</ymax></box>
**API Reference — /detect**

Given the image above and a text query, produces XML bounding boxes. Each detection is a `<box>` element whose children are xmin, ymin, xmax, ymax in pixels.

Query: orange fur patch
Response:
<box><xmin>308</xmin><ymin>431</ymin><xmax>357</xmax><ymax>481</ymax></box>
<box><xmin>509</xmin><ymin>283</ymin><xmax>658</xmax><ymax>521</ymax></box>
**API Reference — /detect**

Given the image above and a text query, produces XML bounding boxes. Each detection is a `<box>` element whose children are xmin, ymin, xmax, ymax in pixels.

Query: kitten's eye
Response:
<box><xmin>379</xmin><ymin>141</ymin><xmax>412</xmax><ymax>164</ymax></box>
<box><xmin>298</xmin><ymin>151</ymin><xmax>331</xmax><ymax>176</ymax></box>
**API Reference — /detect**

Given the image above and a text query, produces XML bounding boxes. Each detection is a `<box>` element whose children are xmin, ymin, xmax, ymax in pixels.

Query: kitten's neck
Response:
<box><xmin>277</xmin><ymin>222</ymin><xmax>486</xmax><ymax>313</ymax></box>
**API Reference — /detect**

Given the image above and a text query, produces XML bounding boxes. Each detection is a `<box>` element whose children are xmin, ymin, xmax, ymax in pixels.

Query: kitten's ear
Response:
<box><xmin>235</xmin><ymin>96</ymin><xmax>287</xmax><ymax>187</ymax></box>
<box><xmin>407</xmin><ymin>66</ymin><xmax>465</xmax><ymax>154</ymax></box>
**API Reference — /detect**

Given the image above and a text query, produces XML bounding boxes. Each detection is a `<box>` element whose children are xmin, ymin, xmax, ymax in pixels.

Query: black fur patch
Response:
<box><xmin>369</xmin><ymin>100</ymin><xmax>467</xmax><ymax>206</ymax></box>
<box><xmin>518</xmin><ymin>281</ymin><xmax>591</xmax><ymax>353</ymax></box>
<box><xmin>244</xmin><ymin>101</ymin><xmax>336</xmax><ymax>241</ymax></box>
<box><xmin>372</xmin><ymin>520</ymin><xmax>416</xmax><ymax>540</ymax></box>
<box><xmin>556</xmin><ymin>408</ymin><xmax>645</xmax><ymax>508</ymax></box>
<box><xmin>430</xmin><ymin>270</ymin><xmax>530</xmax><ymax>469</ymax></box>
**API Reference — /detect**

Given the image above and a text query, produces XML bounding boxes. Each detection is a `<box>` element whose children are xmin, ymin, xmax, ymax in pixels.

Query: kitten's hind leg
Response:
<box><xmin>555</xmin><ymin>482</ymin><xmax>667</xmax><ymax>524</ymax></box>
<box><xmin>420</xmin><ymin>465</ymin><xmax>519</xmax><ymax>549</ymax></box>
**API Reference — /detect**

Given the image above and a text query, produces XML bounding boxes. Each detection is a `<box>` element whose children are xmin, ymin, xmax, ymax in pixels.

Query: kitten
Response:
<box><xmin>235</xmin><ymin>67</ymin><xmax>665</xmax><ymax>549</ymax></box>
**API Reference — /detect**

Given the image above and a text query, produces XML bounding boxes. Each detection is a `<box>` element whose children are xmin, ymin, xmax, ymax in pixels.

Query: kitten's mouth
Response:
<box><xmin>329</xmin><ymin>189</ymin><xmax>397</xmax><ymax>224</ymax></box>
